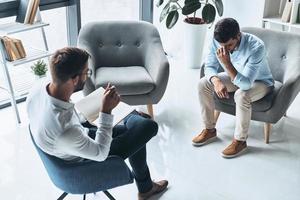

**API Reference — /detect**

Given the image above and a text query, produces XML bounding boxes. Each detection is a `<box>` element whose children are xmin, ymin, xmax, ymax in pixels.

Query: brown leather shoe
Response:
<box><xmin>138</xmin><ymin>180</ymin><xmax>168</xmax><ymax>200</ymax></box>
<box><xmin>192</xmin><ymin>128</ymin><xmax>217</xmax><ymax>146</ymax></box>
<box><xmin>222</xmin><ymin>139</ymin><xmax>247</xmax><ymax>158</ymax></box>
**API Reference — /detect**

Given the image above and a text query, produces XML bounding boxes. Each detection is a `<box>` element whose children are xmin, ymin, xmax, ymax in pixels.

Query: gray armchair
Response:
<box><xmin>78</xmin><ymin>21</ymin><xmax>169</xmax><ymax>117</ymax></box>
<box><xmin>200</xmin><ymin>27</ymin><xmax>300</xmax><ymax>143</ymax></box>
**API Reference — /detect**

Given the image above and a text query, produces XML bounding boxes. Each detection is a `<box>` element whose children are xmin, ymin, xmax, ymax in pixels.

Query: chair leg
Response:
<box><xmin>57</xmin><ymin>192</ymin><xmax>68</xmax><ymax>200</ymax></box>
<box><xmin>83</xmin><ymin>194</ymin><xmax>86</xmax><ymax>200</ymax></box>
<box><xmin>103</xmin><ymin>191</ymin><xmax>116</xmax><ymax>200</ymax></box>
<box><xmin>264</xmin><ymin>123</ymin><xmax>272</xmax><ymax>144</ymax></box>
<box><xmin>214</xmin><ymin>110</ymin><xmax>221</xmax><ymax>123</ymax></box>
<box><xmin>147</xmin><ymin>104</ymin><xmax>154</xmax><ymax>119</ymax></box>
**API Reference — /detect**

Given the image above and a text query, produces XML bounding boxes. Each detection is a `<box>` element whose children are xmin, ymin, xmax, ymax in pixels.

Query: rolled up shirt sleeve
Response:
<box><xmin>233</xmin><ymin>45</ymin><xmax>265</xmax><ymax>90</ymax></box>
<box><xmin>57</xmin><ymin>112</ymin><xmax>114</xmax><ymax>162</ymax></box>
<box><xmin>204</xmin><ymin>40</ymin><xmax>221</xmax><ymax>82</ymax></box>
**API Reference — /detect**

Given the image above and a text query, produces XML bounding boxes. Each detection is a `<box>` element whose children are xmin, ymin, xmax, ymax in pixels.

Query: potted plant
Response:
<box><xmin>31</xmin><ymin>60</ymin><xmax>48</xmax><ymax>79</ymax></box>
<box><xmin>157</xmin><ymin>0</ymin><xmax>224</xmax><ymax>68</ymax></box>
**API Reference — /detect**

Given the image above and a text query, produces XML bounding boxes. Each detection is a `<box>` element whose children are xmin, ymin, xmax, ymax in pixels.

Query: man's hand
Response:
<box><xmin>211</xmin><ymin>77</ymin><xmax>229</xmax><ymax>99</ymax></box>
<box><xmin>217</xmin><ymin>47</ymin><xmax>231</xmax><ymax>66</ymax></box>
<box><xmin>101</xmin><ymin>83</ymin><xmax>120</xmax><ymax>114</ymax></box>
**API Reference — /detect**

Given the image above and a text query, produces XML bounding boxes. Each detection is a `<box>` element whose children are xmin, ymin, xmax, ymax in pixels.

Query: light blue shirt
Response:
<box><xmin>205</xmin><ymin>32</ymin><xmax>274</xmax><ymax>90</ymax></box>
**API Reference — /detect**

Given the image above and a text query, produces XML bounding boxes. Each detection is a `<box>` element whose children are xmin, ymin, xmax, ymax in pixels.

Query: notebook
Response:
<box><xmin>75</xmin><ymin>88</ymin><xmax>135</xmax><ymax>126</ymax></box>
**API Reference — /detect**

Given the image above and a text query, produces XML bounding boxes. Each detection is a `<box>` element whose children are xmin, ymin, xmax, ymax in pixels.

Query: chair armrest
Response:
<box><xmin>77</xmin><ymin>41</ymin><xmax>98</xmax><ymax>84</ymax></box>
<box><xmin>144</xmin><ymin>43</ymin><xmax>169</xmax><ymax>103</ymax></box>
<box><xmin>200</xmin><ymin>63</ymin><xmax>205</xmax><ymax>78</ymax></box>
<box><xmin>268</xmin><ymin>74</ymin><xmax>300</xmax><ymax>122</ymax></box>
<box><xmin>144</xmin><ymin>43</ymin><xmax>169</xmax><ymax>83</ymax></box>
<box><xmin>52</xmin><ymin>156</ymin><xmax>133</xmax><ymax>194</ymax></box>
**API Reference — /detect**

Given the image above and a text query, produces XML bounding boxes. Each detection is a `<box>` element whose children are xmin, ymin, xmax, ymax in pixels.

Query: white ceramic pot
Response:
<box><xmin>183</xmin><ymin>19</ymin><xmax>208</xmax><ymax>69</ymax></box>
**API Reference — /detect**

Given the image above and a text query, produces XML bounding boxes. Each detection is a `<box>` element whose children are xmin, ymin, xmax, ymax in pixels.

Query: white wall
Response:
<box><xmin>154</xmin><ymin>0</ymin><xmax>266</xmax><ymax>57</ymax></box>
<box><xmin>222</xmin><ymin>0</ymin><xmax>265</xmax><ymax>28</ymax></box>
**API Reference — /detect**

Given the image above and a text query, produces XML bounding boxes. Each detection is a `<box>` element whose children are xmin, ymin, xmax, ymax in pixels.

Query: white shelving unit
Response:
<box><xmin>0</xmin><ymin>10</ymin><xmax>51</xmax><ymax>123</ymax></box>
<box><xmin>262</xmin><ymin>0</ymin><xmax>300</xmax><ymax>33</ymax></box>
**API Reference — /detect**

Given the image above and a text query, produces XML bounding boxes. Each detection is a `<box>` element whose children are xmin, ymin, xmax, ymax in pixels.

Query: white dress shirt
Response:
<box><xmin>26</xmin><ymin>82</ymin><xmax>114</xmax><ymax>162</ymax></box>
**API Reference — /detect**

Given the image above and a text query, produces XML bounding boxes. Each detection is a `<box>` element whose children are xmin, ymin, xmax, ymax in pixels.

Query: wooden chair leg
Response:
<box><xmin>264</xmin><ymin>123</ymin><xmax>271</xmax><ymax>144</ymax></box>
<box><xmin>147</xmin><ymin>104</ymin><xmax>154</xmax><ymax>119</ymax></box>
<box><xmin>214</xmin><ymin>110</ymin><xmax>221</xmax><ymax>123</ymax></box>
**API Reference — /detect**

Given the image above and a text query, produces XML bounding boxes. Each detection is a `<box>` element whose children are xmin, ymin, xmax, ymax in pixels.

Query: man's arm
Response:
<box><xmin>204</xmin><ymin>40</ymin><xmax>221</xmax><ymax>82</ymax></box>
<box><xmin>57</xmin><ymin>112</ymin><xmax>114</xmax><ymax>162</ymax></box>
<box><xmin>217</xmin><ymin>45</ymin><xmax>264</xmax><ymax>90</ymax></box>
<box><xmin>57</xmin><ymin>83</ymin><xmax>120</xmax><ymax>162</ymax></box>
<box><xmin>232</xmin><ymin>45</ymin><xmax>264</xmax><ymax>90</ymax></box>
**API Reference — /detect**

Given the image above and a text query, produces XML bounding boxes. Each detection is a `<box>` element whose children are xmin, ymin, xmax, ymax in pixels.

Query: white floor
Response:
<box><xmin>1</xmin><ymin>56</ymin><xmax>300</xmax><ymax>200</ymax></box>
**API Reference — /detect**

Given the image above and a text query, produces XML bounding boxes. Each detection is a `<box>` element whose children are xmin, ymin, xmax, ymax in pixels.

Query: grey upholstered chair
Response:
<box><xmin>78</xmin><ymin>21</ymin><xmax>169</xmax><ymax>117</ymax></box>
<box><xmin>200</xmin><ymin>27</ymin><xmax>300</xmax><ymax>143</ymax></box>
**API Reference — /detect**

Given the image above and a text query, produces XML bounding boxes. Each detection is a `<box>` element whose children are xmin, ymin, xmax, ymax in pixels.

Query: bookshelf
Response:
<box><xmin>0</xmin><ymin>21</ymin><xmax>49</xmax><ymax>35</ymax></box>
<box><xmin>262</xmin><ymin>0</ymin><xmax>300</xmax><ymax>33</ymax></box>
<box><xmin>0</xmin><ymin>9</ymin><xmax>51</xmax><ymax>123</ymax></box>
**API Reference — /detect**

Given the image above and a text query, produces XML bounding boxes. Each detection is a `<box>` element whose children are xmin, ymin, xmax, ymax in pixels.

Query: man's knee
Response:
<box><xmin>140</xmin><ymin>119</ymin><xmax>158</xmax><ymax>138</ymax></box>
<box><xmin>198</xmin><ymin>77</ymin><xmax>212</xmax><ymax>92</ymax></box>
<box><xmin>234</xmin><ymin>89</ymin><xmax>250</xmax><ymax>104</ymax></box>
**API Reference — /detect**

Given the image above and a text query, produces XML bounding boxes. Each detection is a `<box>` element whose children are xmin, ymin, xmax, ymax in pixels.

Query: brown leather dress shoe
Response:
<box><xmin>192</xmin><ymin>128</ymin><xmax>217</xmax><ymax>146</ymax></box>
<box><xmin>222</xmin><ymin>139</ymin><xmax>247</xmax><ymax>158</ymax></box>
<box><xmin>138</xmin><ymin>180</ymin><xmax>168</xmax><ymax>200</ymax></box>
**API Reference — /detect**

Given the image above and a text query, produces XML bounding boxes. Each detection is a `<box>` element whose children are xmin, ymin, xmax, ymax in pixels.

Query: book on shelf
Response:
<box><xmin>12</xmin><ymin>38</ymin><xmax>27</xmax><ymax>58</ymax></box>
<box><xmin>281</xmin><ymin>0</ymin><xmax>293</xmax><ymax>22</ymax></box>
<box><xmin>0</xmin><ymin>36</ymin><xmax>26</xmax><ymax>61</ymax></box>
<box><xmin>16</xmin><ymin>0</ymin><xmax>40</xmax><ymax>24</ymax></box>
<box><xmin>290</xmin><ymin>0</ymin><xmax>300</xmax><ymax>24</ymax></box>
<box><xmin>1</xmin><ymin>37</ymin><xmax>12</xmax><ymax>61</ymax></box>
<box><xmin>279</xmin><ymin>0</ymin><xmax>287</xmax><ymax>15</ymax></box>
<box><xmin>299</xmin><ymin>4</ymin><xmax>300</xmax><ymax>22</ymax></box>
<box><xmin>75</xmin><ymin>87</ymin><xmax>135</xmax><ymax>127</ymax></box>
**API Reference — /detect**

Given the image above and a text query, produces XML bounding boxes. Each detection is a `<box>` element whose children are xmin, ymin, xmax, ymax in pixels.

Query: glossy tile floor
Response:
<box><xmin>1</xmin><ymin>56</ymin><xmax>300</xmax><ymax>200</ymax></box>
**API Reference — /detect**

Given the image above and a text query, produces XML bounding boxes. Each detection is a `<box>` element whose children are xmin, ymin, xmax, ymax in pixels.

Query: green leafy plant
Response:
<box><xmin>31</xmin><ymin>60</ymin><xmax>48</xmax><ymax>77</ymax></box>
<box><xmin>157</xmin><ymin>0</ymin><xmax>224</xmax><ymax>29</ymax></box>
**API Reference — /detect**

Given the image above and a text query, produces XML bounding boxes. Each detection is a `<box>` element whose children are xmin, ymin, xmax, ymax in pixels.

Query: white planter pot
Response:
<box><xmin>183</xmin><ymin>21</ymin><xmax>208</xmax><ymax>69</ymax></box>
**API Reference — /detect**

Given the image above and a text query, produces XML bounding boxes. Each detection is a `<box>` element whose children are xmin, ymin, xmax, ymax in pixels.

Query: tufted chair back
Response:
<box><xmin>78</xmin><ymin>21</ymin><xmax>161</xmax><ymax>69</ymax></box>
<box><xmin>242</xmin><ymin>27</ymin><xmax>300</xmax><ymax>84</ymax></box>
<box><xmin>78</xmin><ymin>21</ymin><xmax>169</xmax><ymax>108</ymax></box>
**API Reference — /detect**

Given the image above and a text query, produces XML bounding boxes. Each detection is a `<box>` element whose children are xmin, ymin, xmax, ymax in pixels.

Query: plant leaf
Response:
<box><xmin>182</xmin><ymin>1</ymin><xmax>201</xmax><ymax>15</ymax></box>
<box><xmin>214</xmin><ymin>0</ymin><xmax>223</xmax><ymax>16</ymax></box>
<box><xmin>166</xmin><ymin>10</ymin><xmax>179</xmax><ymax>29</ymax></box>
<box><xmin>202</xmin><ymin>3</ymin><xmax>216</xmax><ymax>23</ymax></box>
<box><xmin>156</xmin><ymin>0</ymin><xmax>164</xmax><ymax>7</ymax></box>
<box><xmin>184</xmin><ymin>0</ymin><xmax>199</xmax><ymax>4</ymax></box>
<box><xmin>169</xmin><ymin>4</ymin><xmax>178</xmax><ymax>12</ymax></box>
<box><xmin>160</xmin><ymin>2</ymin><xmax>171</xmax><ymax>22</ymax></box>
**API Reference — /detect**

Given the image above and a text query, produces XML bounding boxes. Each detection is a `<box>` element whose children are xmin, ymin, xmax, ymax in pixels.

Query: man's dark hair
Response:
<box><xmin>214</xmin><ymin>18</ymin><xmax>240</xmax><ymax>43</ymax></box>
<box><xmin>50</xmin><ymin>47</ymin><xmax>90</xmax><ymax>83</ymax></box>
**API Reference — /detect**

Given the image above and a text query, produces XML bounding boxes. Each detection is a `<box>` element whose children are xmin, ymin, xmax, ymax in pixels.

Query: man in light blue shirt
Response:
<box><xmin>192</xmin><ymin>18</ymin><xmax>274</xmax><ymax>158</ymax></box>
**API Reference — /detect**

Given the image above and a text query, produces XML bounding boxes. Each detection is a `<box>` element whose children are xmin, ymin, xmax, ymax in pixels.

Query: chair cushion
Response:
<box><xmin>95</xmin><ymin>66</ymin><xmax>155</xmax><ymax>95</ymax></box>
<box><xmin>214</xmin><ymin>81</ymin><xmax>283</xmax><ymax>112</ymax></box>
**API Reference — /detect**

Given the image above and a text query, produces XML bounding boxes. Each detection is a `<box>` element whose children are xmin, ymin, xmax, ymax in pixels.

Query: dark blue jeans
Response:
<box><xmin>83</xmin><ymin>111</ymin><xmax>158</xmax><ymax>193</ymax></box>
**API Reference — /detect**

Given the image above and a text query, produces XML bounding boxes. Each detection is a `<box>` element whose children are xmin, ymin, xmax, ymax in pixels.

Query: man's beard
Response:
<box><xmin>74</xmin><ymin>79</ymin><xmax>85</xmax><ymax>92</ymax></box>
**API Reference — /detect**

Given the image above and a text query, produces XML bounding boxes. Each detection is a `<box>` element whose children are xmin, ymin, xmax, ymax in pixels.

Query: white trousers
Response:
<box><xmin>198</xmin><ymin>72</ymin><xmax>272</xmax><ymax>141</ymax></box>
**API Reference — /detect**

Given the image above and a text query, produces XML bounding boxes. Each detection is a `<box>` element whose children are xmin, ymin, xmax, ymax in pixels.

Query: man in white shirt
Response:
<box><xmin>26</xmin><ymin>47</ymin><xmax>168</xmax><ymax>200</ymax></box>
